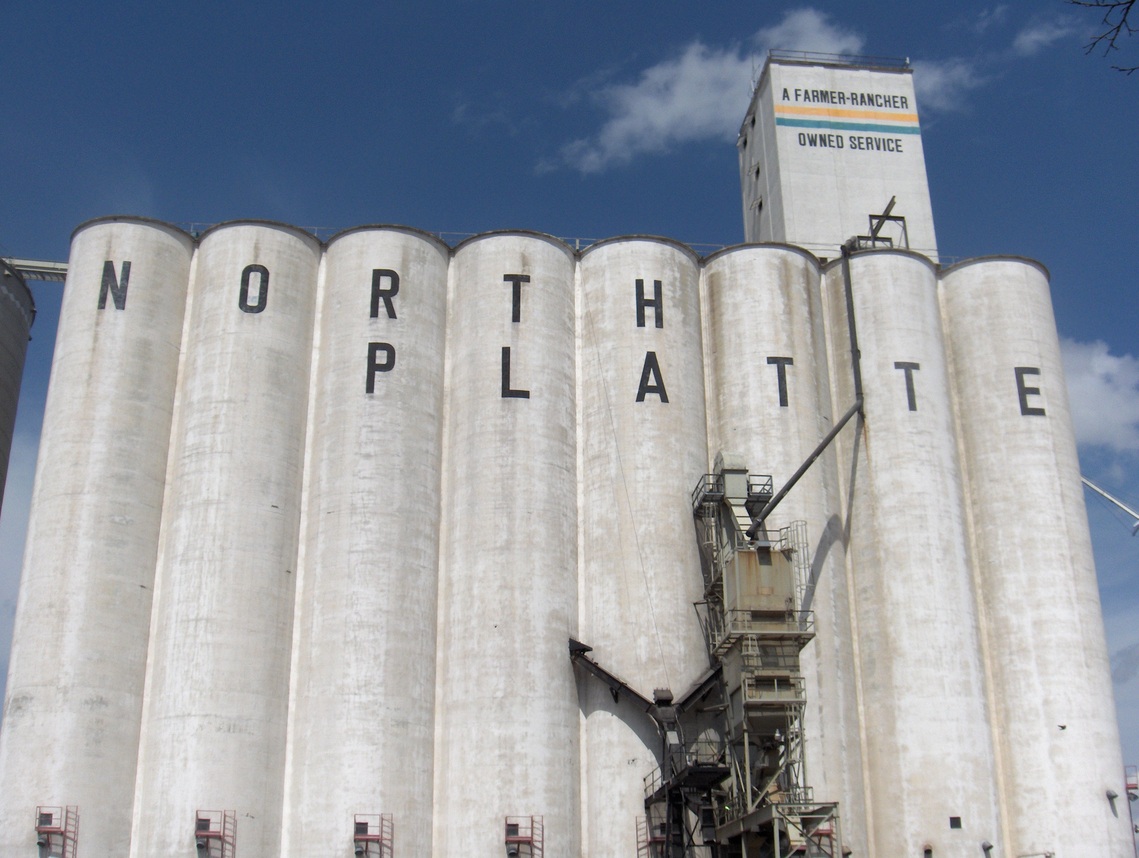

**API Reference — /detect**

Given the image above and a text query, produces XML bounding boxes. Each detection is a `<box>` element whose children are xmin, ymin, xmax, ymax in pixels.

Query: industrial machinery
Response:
<box><xmin>573</xmin><ymin>453</ymin><xmax>842</xmax><ymax>858</ymax></box>
<box><xmin>688</xmin><ymin>454</ymin><xmax>841</xmax><ymax>858</ymax></box>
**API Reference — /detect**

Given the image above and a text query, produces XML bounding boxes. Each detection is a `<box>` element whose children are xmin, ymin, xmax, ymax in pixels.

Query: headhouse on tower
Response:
<box><xmin>739</xmin><ymin>52</ymin><xmax>938</xmax><ymax>257</ymax></box>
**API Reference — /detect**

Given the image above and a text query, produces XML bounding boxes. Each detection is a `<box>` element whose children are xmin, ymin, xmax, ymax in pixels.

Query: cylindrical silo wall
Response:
<box><xmin>282</xmin><ymin>228</ymin><xmax>449</xmax><ymax>855</ymax></box>
<box><xmin>578</xmin><ymin>239</ymin><xmax>708</xmax><ymax>858</ymax></box>
<box><xmin>820</xmin><ymin>251</ymin><xmax>1002</xmax><ymax>857</ymax></box>
<box><xmin>701</xmin><ymin>246</ymin><xmax>867</xmax><ymax>856</ymax></box>
<box><xmin>433</xmin><ymin>234</ymin><xmax>579</xmax><ymax>858</ymax></box>
<box><xmin>939</xmin><ymin>259</ymin><xmax>1134</xmax><ymax>856</ymax></box>
<box><xmin>0</xmin><ymin>219</ymin><xmax>192</xmax><ymax>858</ymax></box>
<box><xmin>130</xmin><ymin>223</ymin><xmax>319</xmax><ymax>858</ymax></box>
<box><xmin>0</xmin><ymin>262</ymin><xmax>34</xmax><ymax>515</ymax></box>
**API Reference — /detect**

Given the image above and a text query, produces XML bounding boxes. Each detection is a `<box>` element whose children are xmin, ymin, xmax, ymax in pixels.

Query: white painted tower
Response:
<box><xmin>740</xmin><ymin>52</ymin><xmax>938</xmax><ymax>258</ymax></box>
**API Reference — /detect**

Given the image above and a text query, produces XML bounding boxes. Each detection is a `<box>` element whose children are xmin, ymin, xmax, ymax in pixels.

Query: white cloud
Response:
<box><xmin>550</xmin><ymin>9</ymin><xmax>864</xmax><ymax>174</ymax></box>
<box><xmin>914</xmin><ymin>14</ymin><xmax>1077</xmax><ymax>114</ymax></box>
<box><xmin>452</xmin><ymin>98</ymin><xmax>523</xmax><ymax>138</ymax></box>
<box><xmin>752</xmin><ymin>8</ymin><xmax>865</xmax><ymax>57</ymax></box>
<box><xmin>552</xmin><ymin>42</ymin><xmax>755</xmax><ymax>174</ymax></box>
<box><xmin>1114</xmin><ymin>641</ymin><xmax>1139</xmax><ymax>684</ymax></box>
<box><xmin>1061</xmin><ymin>338</ymin><xmax>1139</xmax><ymax>454</ymax></box>
<box><xmin>972</xmin><ymin>5</ymin><xmax>1010</xmax><ymax>35</ymax></box>
<box><xmin>911</xmin><ymin>58</ymin><xmax>987</xmax><ymax>113</ymax></box>
<box><xmin>1103</xmin><ymin>603</ymin><xmax>1139</xmax><ymax>765</ymax></box>
<box><xmin>1012</xmin><ymin>18</ymin><xmax>1079</xmax><ymax>57</ymax></box>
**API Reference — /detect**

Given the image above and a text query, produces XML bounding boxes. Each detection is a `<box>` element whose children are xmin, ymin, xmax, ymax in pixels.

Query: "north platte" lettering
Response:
<box><xmin>94</xmin><ymin>258</ymin><xmax>1048</xmax><ymax>418</ymax></box>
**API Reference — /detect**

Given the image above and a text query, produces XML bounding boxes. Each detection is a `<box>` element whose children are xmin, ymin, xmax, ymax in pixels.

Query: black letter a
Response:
<box><xmin>636</xmin><ymin>352</ymin><xmax>669</xmax><ymax>402</ymax></box>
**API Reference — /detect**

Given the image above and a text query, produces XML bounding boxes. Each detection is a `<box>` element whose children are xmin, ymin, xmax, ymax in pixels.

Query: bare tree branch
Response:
<box><xmin>1069</xmin><ymin>0</ymin><xmax>1138</xmax><ymax>73</ymax></box>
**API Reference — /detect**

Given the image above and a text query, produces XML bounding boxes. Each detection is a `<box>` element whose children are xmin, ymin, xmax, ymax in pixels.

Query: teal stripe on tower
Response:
<box><xmin>776</xmin><ymin>117</ymin><xmax>921</xmax><ymax>134</ymax></box>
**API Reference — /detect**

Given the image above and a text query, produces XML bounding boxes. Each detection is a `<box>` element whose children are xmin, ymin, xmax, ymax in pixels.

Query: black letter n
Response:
<box><xmin>98</xmin><ymin>260</ymin><xmax>131</xmax><ymax>310</ymax></box>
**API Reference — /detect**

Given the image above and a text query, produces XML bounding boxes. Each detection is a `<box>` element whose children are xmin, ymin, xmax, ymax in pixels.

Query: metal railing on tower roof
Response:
<box><xmin>767</xmin><ymin>49</ymin><xmax>911</xmax><ymax>69</ymax></box>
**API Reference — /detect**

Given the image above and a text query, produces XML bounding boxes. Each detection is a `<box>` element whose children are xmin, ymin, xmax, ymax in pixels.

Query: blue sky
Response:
<box><xmin>2</xmin><ymin>1</ymin><xmax>1138</xmax><ymax>768</ymax></box>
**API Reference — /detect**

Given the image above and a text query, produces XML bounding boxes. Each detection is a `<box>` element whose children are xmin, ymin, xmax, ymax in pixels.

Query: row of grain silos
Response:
<box><xmin>0</xmin><ymin>217</ymin><xmax>1130</xmax><ymax>858</ymax></box>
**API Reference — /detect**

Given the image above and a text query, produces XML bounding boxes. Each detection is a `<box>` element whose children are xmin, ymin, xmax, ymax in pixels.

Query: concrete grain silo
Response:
<box><xmin>940</xmin><ymin>258</ymin><xmax>1134</xmax><ymax>857</ymax></box>
<box><xmin>701</xmin><ymin>245</ymin><xmax>868</xmax><ymax>856</ymax></box>
<box><xmin>130</xmin><ymin>222</ymin><xmax>320</xmax><ymax>858</ymax></box>
<box><xmin>577</xmin><ymin>238</ymin><xmax>709</xmax><ymax>857</ymax></box>
<box><xmin>0</xmin><ymin>259</ymin><xmax>33</xmax><ymax>516</ymax></box>
<box><xmin>0</xmin><ymin>218</ymin><xmax>192</xmax><ymax>858</ymax></box>
<box><xmin>820</xmin><ymin>251</ymin><xmax>1002</xmax><ymax>855</ymax></box>
<box><xmin>433</xmin><ymin>233</ymin><xmax>579</xmax><ymax>858</ymax></box>
<box><xmin>282</xmin><ymin>227</ymin><xmax>450</xmax><ymax>856</ymax></box>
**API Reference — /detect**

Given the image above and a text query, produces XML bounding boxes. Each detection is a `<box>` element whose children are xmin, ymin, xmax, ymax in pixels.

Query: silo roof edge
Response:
<box><xmin>325</xmin><ymin>224</ymin><xmax>452</xmax><ymax>253</ymax></box>
<box><xmin>580</xmin><ymin>235</ymin><xmax>701</xmax><ymax>263</ymax></box>
<box><xmin>450</xmin><ymin>229</ymin><xmax>575</xmax><ymax>256</ymax></box>
<box><xmin>940</xmin><ymin>254</ymin><xmax>1050</xmax><ymax>280</ymax></box>
<box><xmin>702</xmin><ymin>242</ymin><xmax>822</xmax><ymax>268</ymax></box>
<box><xmin>197</xmin><ymin>219</ymin><xmax>322</xmax><ymax>246</ymax></box>
<box><xmin>71</xmin><ymin>215</ymin><xmax>194</xmax><ymax>243</ymax></box>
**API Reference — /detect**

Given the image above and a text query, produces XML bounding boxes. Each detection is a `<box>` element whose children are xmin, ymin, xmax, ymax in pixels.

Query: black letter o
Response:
<box><xmin>239</xmin><ymin>264</ymin><xmax>269</xmax><ymax>314</ymax></box>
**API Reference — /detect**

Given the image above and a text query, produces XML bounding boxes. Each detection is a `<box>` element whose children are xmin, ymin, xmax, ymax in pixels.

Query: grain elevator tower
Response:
<box><xmin>739</xmin><ymin>52</ymin><xmax>938</xmax><ymax>257</ymax></box>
